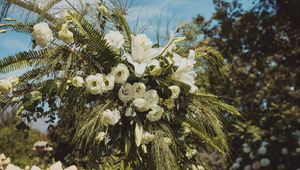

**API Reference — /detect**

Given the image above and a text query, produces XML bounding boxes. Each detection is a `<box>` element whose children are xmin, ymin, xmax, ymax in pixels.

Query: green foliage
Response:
<box><xmin>0</xmin><ymin>126</ymin><xmax>49</xmax><ymax>168</ymax></box>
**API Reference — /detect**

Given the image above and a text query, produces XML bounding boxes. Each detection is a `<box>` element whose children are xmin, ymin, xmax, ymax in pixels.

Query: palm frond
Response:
<box><xmin>0</xmin><ymin>22</ymin><xmax>33</xmax><ymax>34</ymax></box>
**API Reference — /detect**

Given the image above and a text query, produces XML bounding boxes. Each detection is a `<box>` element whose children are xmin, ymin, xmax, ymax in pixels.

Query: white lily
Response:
<box><xmin>172</xmin><ymin>64</ymin><xmax>198</xmax><ymax>93</ymax></box>
<box><xmin>173</xmin><ymin>50</ymin><xmax>196</xmax><ymax>68</ymax></box>
<box><xmin>125</xmin><ymin>34</ymin><xmax>162</xmax><ymax>77</ymax></box>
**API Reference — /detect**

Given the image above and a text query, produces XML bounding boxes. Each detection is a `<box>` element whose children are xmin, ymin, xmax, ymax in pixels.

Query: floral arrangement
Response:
<box><xmin>0</xmin><ymin>1</ymin><xmax>239</xmax><ymax>169</ymax></box>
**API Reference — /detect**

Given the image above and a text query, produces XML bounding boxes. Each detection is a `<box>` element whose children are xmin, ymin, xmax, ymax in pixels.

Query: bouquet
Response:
<box><xmin>0</xmin><ymin>1</ymin><xmax>239</xmax><ymax>169</ymax></box>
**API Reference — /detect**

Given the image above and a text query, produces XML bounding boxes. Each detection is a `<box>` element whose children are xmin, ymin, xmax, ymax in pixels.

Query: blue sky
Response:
<box><xmin>0</xmin><ymin>0</ymin><xmax>254</xmax><ymax>133</ymax></box>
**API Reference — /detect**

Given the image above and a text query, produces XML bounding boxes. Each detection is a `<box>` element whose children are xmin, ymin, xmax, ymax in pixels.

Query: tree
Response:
<box><xmin>180</xmin><ymin>0</ymin><xmax>300</xmax><ymax>169</ymax></box>
<box><xmin>0</xmin><ymin>0</ymin><xmax>239</xmax><ymax>169</ymax></box>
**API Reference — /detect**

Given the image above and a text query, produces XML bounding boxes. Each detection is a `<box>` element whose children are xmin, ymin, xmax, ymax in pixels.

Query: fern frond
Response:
<box><xmin>0</xmin><ymin>48</ymin><xmax>53</xmax><ymax>73</ymax></box>
<box><xmin>73</xmin><ymin>102</ymin><xmax>111</xmax><ymax>152</ymax></box>
<box><xmin>0</xmin><ymin>23</ymin><xmax>33</xmax><ymax>34</ymax></box>
<box><xmin>195</xmin><ymin>46</ymin><xmax>225</xmax><ymax>76</ymax></box>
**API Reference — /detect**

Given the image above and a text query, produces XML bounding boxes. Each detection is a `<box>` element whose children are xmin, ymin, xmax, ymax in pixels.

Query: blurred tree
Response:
<box><xmin>0</xmin><ymin>126</ymin><xmax>50</xmax><ymax>168</ymax></box>
<box><xmin>180</xmin><ymin>0</ymin><xmax>300</xmax><ymax>169</ymax></box>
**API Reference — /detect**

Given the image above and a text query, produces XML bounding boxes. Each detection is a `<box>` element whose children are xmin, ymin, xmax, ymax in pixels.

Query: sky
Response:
<box><xmin>0</xmin><ymin>0</ymin><xmax>254</xmax><ymax>133</ymax></box>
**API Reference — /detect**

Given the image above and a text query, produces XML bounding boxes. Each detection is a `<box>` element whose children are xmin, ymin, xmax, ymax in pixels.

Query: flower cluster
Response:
<box><xmin>0</xmin><ymin>77</ymin><xmax>19</xmax><ymax>94</ymax></box>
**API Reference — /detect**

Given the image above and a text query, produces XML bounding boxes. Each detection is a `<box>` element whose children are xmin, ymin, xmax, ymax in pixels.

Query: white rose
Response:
<box><xmin>95</xmin><ymin>132</ymin><xmax>106</xmax><ymax>142</ymax></box>
<box><xmin>103</xmin><ymin>74</ymin><xmax>115</xmax><ymax>91</ymax></box>
<box><xmin>72</xmin><ymin>76</ymin><xmax>84</xmax><ymax>87</ymax></box>
<box><xmin>231</xmin><ymin>162</ymin><xmax>240</xmax><ymax>170</ymax></box>
<box><xmin>105</xmin><ymin>31</ymin><xmax>125</xmax><ymax>49</ymax></box>
<box><xmin>31</xmin><ymin>165</ymin><xmax>42</xmax><ymax>170</ymax></box>
<box><xmin>146</xmin><ymin>105</ymin><xmax>164</xmax><ymax>122</ymax></box>
<box><xmin>133</xmin><ymin>98</ymin><xmax>150</xmax><ymax>112</ymax></box>
<box><xmin>257</xmin><ymin>146</ymin><xmax>267</xmax><ymax>155</ymax></box>
<box><xmin>5</xmin><ymin>164</ymin><xmax>21</xmax><ymax>170</ymax></box>
<box><xmin>281</xmin><ymin>148</ymin><xmax>288</xmax><ymax>155</ymax></box>
<box><xmin>168</xmin><ymin>85</ymin><xmax>180</xmax><ymax>99</ymax></box>
<box><xmin>32</xmin><ymin>22</ymin><xmax>53</xmax><ymax>47</ymax></box>
<box><xmin>133</xmin><ymin>82</ymin><xmax>146</xmax><ymax>98</ymax></box>
<box><xmin>141</xmin><ymin>132</ymin><xmax>155</xmax><ymax>144</ymax></box>
<box><xmin>58</xmin><ymin>24</ymin><xmax>74</xmax><ymax>44</ymax></box>
<box><xmin>144</xmin><ymin>89</ymin><xmax>159</xmax><ymax>107</ymax></box>
<box><xmin>101</xmin><ymin>109</ymin><xmax>120</xmax><ymax>126</ymax></box>
<box><xmin>111</xmin><ymin>64</ymin><xmax>129</xmax><ymax>84</ymax></box>
<box><xmin>7</xmin><ymin>77</ymin><xmax>19</xmax><ymax>87</ymax></box>
<box><xmin>118</xmin><ymin>83</ymin><xmax>133</xmax><ymax>103</ymax></box>
<box><xmin>49</xmin><ymin>161</ymin><xmax>63</xmax><ymax>170</ymax></box>
<box><xmin>0</xmin><ymin>79</ymin><xmax>12</xmax><ymax>93</ymax></box>
<box><xmin>85</xmin><ymin>74</ymin><xmax>105</xmax><ymax>95</ymax></box>
<box><xmin>64</xmin><ymin>165</ymin><xmax>77</xmax><ymax>170</ymax></box>
<box><xmin>260</xmin><ymin>158</ymin><xmax>270</xmax><ymax>167</ymax></box>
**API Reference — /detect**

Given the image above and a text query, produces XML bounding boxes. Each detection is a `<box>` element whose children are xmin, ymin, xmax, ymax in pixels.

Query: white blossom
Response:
<box><xmin>5</xmin><ymin>164</ymin><xmax>21</xmax><ymax>170</ymax></box>
<box><xmin>85</xmin><ymin>74</ymin><xmax>105</xmax><ymax>95</ymax></box>
<box><xmin>146</xmin><ymin>105</ymin><xmax>164</xmax><ymax>122</ymax></box>
<box><xmin>49</xmin><ymin>161</ymin><xmax>63</xmax><ymax>170</ymax></box>
<box><xmin>111</xmin><ymin>64</ymin><xmax>129</xmax><ymax>84</ymax></box>
<box><xmin>101</xmin><ymin>109</ymin><xmax>121</xmax><ymax>126</ymax></box>
<box><xmin>64</xmin><ymin>165</ymin><xmax>77</xmax><ymax>170</ymax></box>
<box><xmin>95</xmin><ymin>132</ymin><xmax>106</xmax><ymax>142</ymax></box>
<box><xmin>260</xmin><ymin>158</ymin><xmax>270</xmax><ymax>167</ymax></box>
<box><xmin>281</xmin><ymin>148</ymin><xmax>288</xmax><ymax>155</ymax></box>
<box><xmin>30</xmin><ymin>166</ymin><xmax>41</xmax><ymax>170</ymax></box>
<box><xmin>144</xmin><ymin>89</ymin><xmax>159</xmax><ymax>107</ymax></box>
<box><xmin>58</xmin><ymin>23</ymin><xmax>74</xmax><ymax>44</ymax></box>
<box><xmin>141</xmin><ymin>132</ymin><xmax>155</xmax><ymax>144</ymax></box>
<box><xmin>243</xmin><ymin>146</ymin><xmax>251</xmax><ymax>153</ymax></box>
<box><xmin>118</xmin><ymin>83</ymin><xmax>134</xmax><ymax>103</ymax></box>
<box><xmin>134</xmin><ymin>122</ymin><xmax>143</xmax><ymax>147</ymax></box>
<box><xmin>172</xmin><ymin>64</ymin><xmax>198</xmax><ymax>93</ymax></box>
<box><xmin>173</xmin><ymin>50</ymin><xmax>196</xmax><ymax>68</ymax></box>
<box><xmin>133</xmin><ymin>98</ymin><xmax>150</xmax><ymax>112</ymax></box>
<box><xmin>103</xmin><ymin>74</ymin><xmax>115</xmax><ymax>91</ymax></box>
<box><xmin>32</xmin><ymin>22</ymin><xmax>53</xmax><ymax>47</ymax></box>
<box><xmin>125</xmin><ymin>34</ymin><xmax>162</xmax><ymax>77</ymax></box>
<box><xmin>7</xmin><ymin>77</ymin><xmax>19</xmax><ymax>87</ymax></box>
<box><xmin>231</xmin><ymin>162</ymin><xmax>240</xmax><ymax>170</ymax></box>
<box><xmin>72</xmin><ymin>76</ymin><xmax>84</xmax><ymax>87</ymax></box>
<box><xmin>186</xmin><ymin>149</ymin><xmax>197</xmax><ymax>159</ymax></box>
<box><xmin>257</xmin><ymin>146</ymin><xmax>267</xmax><ymax>155</ymax></box>
<box><xmin>0</xmin><ymin>79</ymin><xmax>12</xmax><ymax>93</ymax></box>
<box><xmin>168</xmin><ymin>85</ymin><xmax>181</xmax><ymax>99</ymax></box>
<box><xmin>105</xmin><ymin>31</ymin><xmax>124</xmax><ymax>49</ymax></box>
<box><xmin>133</xmin><ymin>82</ymin><xmax>146</xmax><ymax>98</ymax></box>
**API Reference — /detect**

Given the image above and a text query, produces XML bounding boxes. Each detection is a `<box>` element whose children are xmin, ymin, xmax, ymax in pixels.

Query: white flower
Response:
<box><xmin>7</xmin><ymin>77</ymin><xmax>19</xmax><ymax>87</ymax></box>
<box><xmin>118</xmin><ymin>83</ymin><xmax>134</xmax><ymax>103</ymax></box>
<box><xmin>105</xmin><ymin>31</ymin><xmax>124</xmax><ymax>49</ymax></box>
<box><xmin>49</xmin><ymin>161</ymin><xmax>63</xmax><ymax>170</ymax></box>
<box><xmin>95</xmin><ymin>132</ymin><xmax>106</xmax><ymax>142</ymax></box>
<box><xmin>72</xmin><ymin>76</ymin><xmax>84</xmax><ymax>87</ymax></box>
<box><xmin>296</xmin><ymin>147</ymin><xmax>300</xmax><ymax>153</ymax></box>
<box><xmin>85</xmin><ymin>74</ymin><xmax>105</xmax><ymax>95</ymax></box>
<box><xmin>186</xmin><ymin>149</ymin><xmax>197</xmax><ymax>159</ymax></box>
<box><xmin>30</xmin><ymin>165</ymin><xmax>41</xmax><ymax>170</ymax></box>
<box><xmin>141</xmin><ymin>132</ymin><xmax>155</xmax><ymax>144</ymax></box>
<box><xmin>236</xmin><ymin>157</ymin><xmax>243</xmax><ymax>163</ymax></box>
<box><xmin>243</xmin><ymin>145</ymin><xmax>251</xmax><ymax>153</ymax></box>
<box><xmin>172</xmin><ymin>65</ymin><xmax>198</xmax><ymax>93</ymax></box>
<box><xmin>164</xmin><ymin>98</ymin><xmax>175</xmax><ymax>109</ymax></box>
<box><xmin>168</xmin><ymin>85</ymin><xmax>180</xmax><ymax>99</ymax></box>
<box><xmin>111</xmin><ymin>64</ymin><xmax>129</xmax><ymax>84</ymax></box>
<box><xmin>257</xmin><ymin>146</ymin><xmax>267</xmax><ymax>155</ymax></box>
<box><xmin>133</xmin><ymin>82</ymin><xmax>146</xmax><ymax>98</ymax></box>
<box><xmin>101</xmin><ymin>109</ymin><xmax>121</xmax><ymax>126</ymax></box>
<box><xmin>135</xmin><ymin>122</ymin><xmax>143</xmax><ymax>147</ymax></box>
<box><xmin>146</xmin><ymin>105</ymin><xmax>164</xmax><ymax>122</ymax></box>
<box><xmin>243</xmin><ymin>165</ymin><xmax>251</xmax><ymax>170</ymax></box>
<box><xmin>133</xmin><ymin>98</ymin><xmax>150</xmax><ymax>112</ymax></box>
<box><xmin>144</xmin><ymin>89</ymin><xmax>159</xmax><ymax>107</ymax></box>
<box><xmin>58</xmin><ymin>23</ymin><xmax>74</xmax><ymax>44</ymax></box>
<box><xmin>0</xmin><ymin>79</ymin><xmax>12</xmax><ymax>93</ymax></box>
<box><xmin>32</xmin><ymin>22</ymin><xmax>53</xmax><ymax>47</ymax></box>
<box><xmin>103</xmin><ymin>74</ymin><xmax>115</xmax><ymax>91</ymax></box>
<box><xmin>260</xmin><ymin>158</ymin><xmax>270</xmax><ymax>167</ymax></box>
<box><xmin>2</xmin><ymin>157</ymin><xmax>10</xmax><ymax>165</ymax></box>
<box><xmin>261</xmin><ymin>141</ymin><xmax>269</xmax><ymax>147</ymax></box>
<box><xmin>281</xmin><ymin>148</ymin><xmax>288</xmax><ymax>155</ymax></box>
<box><xmin>0</xmin><ymin>153</ymin><xmax>6</xmax><ymax>160</ymax></box>
<box><xmin>173</xmin><ymin>50</ymin><xmax>196</xmax><ymax>68</ymax></box>
<box><xmin>5</xmin><ymin>164</ymin><xmax>21</xmax><ymax>170</ymax></box>
<box><xmin>64</xmin><ymin>165</ymin><xmax>77</xmax><ymax>170</ymax></box>
<box><xmin>125</xmin><ymin>34</ymin><xmax>162</xmax><ymax>77</ymax></box>
<box><xmin>231</xmin><ymin>162</ymin><xmax>240</xmax><ymax>170</ymax></box>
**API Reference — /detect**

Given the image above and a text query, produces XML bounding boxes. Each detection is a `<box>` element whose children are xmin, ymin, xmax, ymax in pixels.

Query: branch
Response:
<box><xmin>7</xmin><ymin>0</ymin><xmax>56</xmax><ymax>22</ymax></box>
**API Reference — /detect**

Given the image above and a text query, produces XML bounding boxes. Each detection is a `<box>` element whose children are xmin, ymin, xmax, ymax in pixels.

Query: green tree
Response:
<box><xmin>180</xmin><ymin>0</ymin><xmax>300</xmax><ymax>169</ymax></box>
